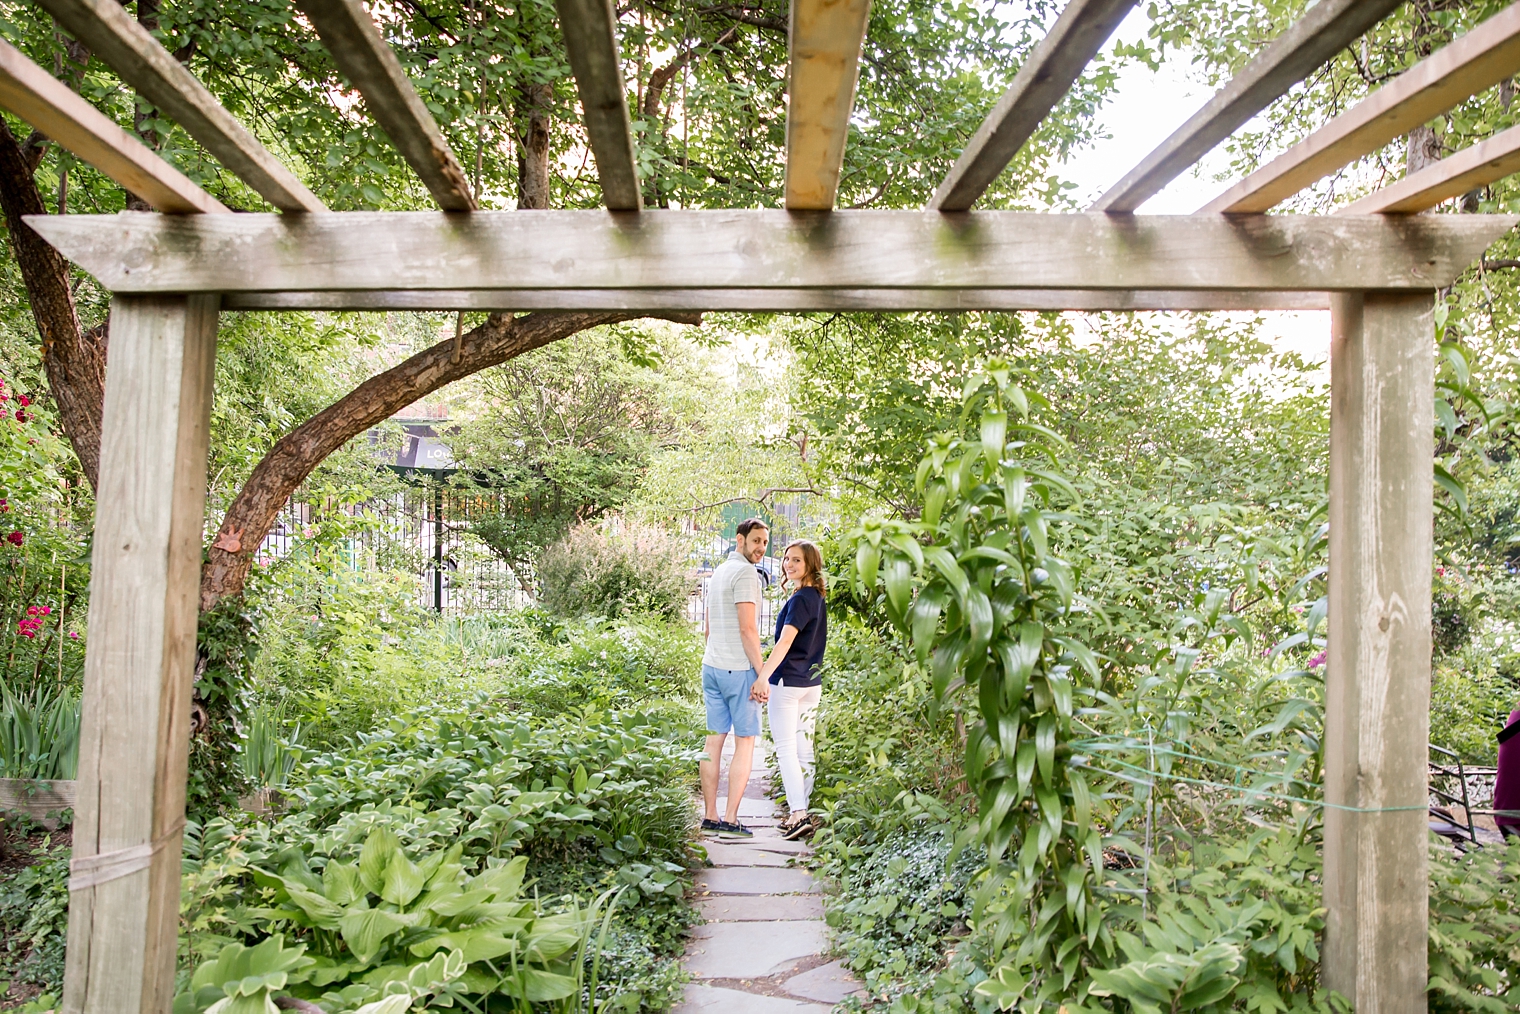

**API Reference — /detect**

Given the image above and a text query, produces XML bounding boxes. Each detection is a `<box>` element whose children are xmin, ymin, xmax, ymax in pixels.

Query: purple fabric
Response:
<box><xmin>1497</xmin><ymin>708</ymin><xmax>1520</xmax><ymax>829</ymax></box>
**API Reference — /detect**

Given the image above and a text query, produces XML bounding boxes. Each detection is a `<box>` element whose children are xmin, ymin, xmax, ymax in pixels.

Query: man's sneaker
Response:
<box><xmin>700</xmin><ymin>818</ymin><xmax>722</xmax><ymax>834</ymax></box>
<box><xmin>717</xmin><ymin>821</ymin><xmax>753</xmax><ymax>839</ymax></box>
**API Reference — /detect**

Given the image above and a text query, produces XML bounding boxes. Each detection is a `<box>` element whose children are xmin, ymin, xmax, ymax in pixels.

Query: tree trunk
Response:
<box><xmin>515</xmin><ymin>82</ymin><xmax>552</xmax><ymax>209</ymax></box>
<box><xmin>1406</xmin><ymin>124</ymin><xmax>1442</xmax><ymax>176</ymax></box>
<box><xmin>197</xmin><ymin>309</ymin><xmax>698</xmax><ymax>612</ymax></box>
<box><xmin>0</xmin><ymin>120</ymin><xmax>107</xmax><ymax>488</ymax></box>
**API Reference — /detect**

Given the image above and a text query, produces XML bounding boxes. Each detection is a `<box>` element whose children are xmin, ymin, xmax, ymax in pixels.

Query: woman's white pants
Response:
<box><xmin>768</xmin><ymin>683</ymin><xmax>822</xmax><ymax>815</ymax></box>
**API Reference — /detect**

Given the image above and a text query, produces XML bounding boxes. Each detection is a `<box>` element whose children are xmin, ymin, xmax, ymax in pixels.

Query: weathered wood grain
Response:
<box><xmin>784</xmin><ymin>0</ymin><xmax>873</xmax><ymax>209</ymax></box>
<box><xmin>223</xmin><ymin>287</ymin><xmax>1330</xmax><ymax>311</ymax></box>
<box><xmin>0</xmin><ymin>39</ymin><xmax>225</xmax><ymax>214</ymax></box>
<box><xmin>1339</xmin><ymin>123</ymin><xmax>1520</xmax><ymax>215</ymax></box>
<box><xmin>930</xmin><ymin>0</ymin><xmax>1136</xmax><ymax>211</ymax></box>
<box><xmin>1203</xmin><ymin>5</ymin><xmax>1520</xmax><ymax>214</ymax></box>
<box><xmin>37</xmin><ymin>0</ymin><xmax>325</xmax><ymax>212</ymax></box>
<box><xmin>61</xmin><ymin>295</ymin><xmax>218</xmax><ymax>1014</ymax></box>
<box><xmin>555</xmin><ymin>0</ymin><xmax>641</xmax><ymax>210</ymax></box>
<box><xmin>294</xmin><ymin>0</ymin><xmax>477</xmax><ymax>211</ymax></box>
<box><xmin>1324</xmin><ymin>292</ymin><xmax>1432</xmax><ymax>1014</ymax></box>
<box><xmin>1092</xmin><ymin>0</ymin><xmax>1404</xmax><ymax>213</ymax></box>
<box><xmin>23</xmin><ymin>210</ymin><xmax>1515</xmax><ymax>294</ymax></box>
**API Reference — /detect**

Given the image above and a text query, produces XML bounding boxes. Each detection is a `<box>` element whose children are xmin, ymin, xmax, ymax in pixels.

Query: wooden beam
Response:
<box><xmin>1204</xmin><ymin>5</ymin><xmax>1520</xmax><ymax>214</ymax></box>
<box><xmin>24</xmin><ymin>210</ymin><xmax>1513</xmax><ymax>294</ymax></box>
<box><xmin>1324</xmin><ymin>291</ymin><xmax>1431</xmax><ymax>1013</ymax></box>
<box><xmin>930</xmin><ymin>0</ymin><xmax>1137</xmax><ymax>211</ymax></box>
<box><xmin>784</xmin><ymin>0</ymin><xmax>873</xmax><ymax>210</ymax></box>
<box><xmin>554</xmin><ymin>0</ymin><xmax>641</xmax><ymax>210</ymax></box>
<box><xmin>223</xmin><ymin>287</ymin><xmax>1330</xmax><ymax>312</ymax></box>
<box><xmin>1091</xmin><ymin>0</ymin><xmax>1404</xmax><ymax>213</ymax></box>
<box><xmin>1339</xmin><ymin>122</ymin><xmax>1520</xmax><ymax>214</ymax></box>
<box><xmin>294</xmin><ymin>0</ymin><xmax>477</xmax><ymax>212</ymax></box>
<box><xmin>61</xmin><ymin>294</ymin><xmax>218</xmax><ymax>1014</ymax></box>
<box><xmin>37</xmin><ymin>0</ymin><xmax>325</xmax><ymax>213</ymax></box>
<box><xmin>0</xmin><ymin>39</ymin><xmax>226</xmax><ymax>214</ymax></box>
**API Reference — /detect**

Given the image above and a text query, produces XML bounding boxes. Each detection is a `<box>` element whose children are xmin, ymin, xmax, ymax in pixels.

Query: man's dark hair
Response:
<box><xmin>735</xmin><ymin>517</ymin><xmax>770</xmax><ymax>538</ymax></box>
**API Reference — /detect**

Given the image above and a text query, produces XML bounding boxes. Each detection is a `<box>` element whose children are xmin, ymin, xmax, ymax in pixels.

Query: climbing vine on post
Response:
<box><xmin>841</xmin><ymin>359</ymin><xmax>1110</xmax><ymax>1008</ymax></box>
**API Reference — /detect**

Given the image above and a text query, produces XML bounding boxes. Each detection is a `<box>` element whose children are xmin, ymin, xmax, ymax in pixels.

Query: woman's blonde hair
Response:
<box><xmin>783</xmin><ymin>540</ymin><xmax>826</xmax><ymax>597</ymax></box>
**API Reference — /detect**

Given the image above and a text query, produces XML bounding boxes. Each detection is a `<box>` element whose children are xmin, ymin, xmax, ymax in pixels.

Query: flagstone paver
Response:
<box><xmin>697</xmin><ymin>895</ymin><xmax>826</xmax><ymax>922</ymax></box>
<box><xmin>695</xmin><ymin>867</ymin><xmax>819</xmax><ymax>895</ymax></box>
<box><xmin>675</xmin><ymin>740</ymin><xmax>863</xmax><ymax>1014</ymax></box>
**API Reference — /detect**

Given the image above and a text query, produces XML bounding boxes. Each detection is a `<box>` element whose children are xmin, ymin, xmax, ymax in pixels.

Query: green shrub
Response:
<box><xmin>182</xmin><ymin>700</ymin><xmax>702</xmax><ymax>1014</ymax></box>
<box><xmin>1428</xmin><ymin>836</ymin><xmax>1520</xmax><ymax>1013</ymax></box>
<box><xmin>503</xmin><ymin>616</ymin><xmax>701</xmax><ymax>718</ymax></box>
<box><xmin>537</xmin><ymin>526</ymin><xmax>692</xmax><ymax>622</ymax></box>
<box><xmin>0</xmin><ymin>835</ymin><xmax>68</xmax><ymax>990</ymax></box>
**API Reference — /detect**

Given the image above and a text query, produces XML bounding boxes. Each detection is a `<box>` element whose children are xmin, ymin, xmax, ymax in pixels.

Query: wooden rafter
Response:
<box><xmin>295</xmin><ymin>0</ymin><xmax>478</xmax><ymax>212</ymax></box>
<box><xmin>1339</xmin><ymin>122</ymin><xmax>1520</xmax><ymax>214</ymax></box>
<box><xmin>223</xmin><ymin>288</ymin><xmax>1330</xmax><ymax>311</ymax></box>
<box><xmin>1091</xmin><ymin>0</ymin><xmax>1404</xmax><ymax>213</ymax></box>
<box><xmin>38</xmin><ymin>0</ymin><xmax>326</xmax><ymax>212</ymax></box>
<box><xmin>930</xmin><ymin>0</ymin><xmax>1137</xmax><ymax>212</ymax></box>
<box><xmin>555</xmin><ymin>0</ymin><xmax>641</xmax><ymax>210</ymax></box>
<box><xmin>0</xmin><ymin>38</ymin><xmax>227</xmax><ymax>214</ymax></box>
<box><xmin>24</xmin><ymin>210</ymin><xmax>1513</xmax><ymax>295</ymax></box>
<box><xmin>784</xmin><ymin>0</ymin><xmax>874</xmax><ymax>210</ymax></box>
<box><xmin>1203</xmin><ymin>5</ymin><xmax>1520</xmax><ymax>214</ymax></box>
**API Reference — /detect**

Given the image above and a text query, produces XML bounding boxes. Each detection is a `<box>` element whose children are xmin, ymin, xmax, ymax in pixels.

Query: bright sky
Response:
<box><xmin>1058</xmin><ymin>8</ymin><xmax>1332</xmax><ymax>368</ymax></box>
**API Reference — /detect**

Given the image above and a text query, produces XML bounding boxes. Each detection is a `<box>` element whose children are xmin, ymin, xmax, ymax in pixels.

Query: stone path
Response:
<box><xmin>675</xmin><ymin>740</ymin><xmax>863</xmax><ymax>1014</ymax></box>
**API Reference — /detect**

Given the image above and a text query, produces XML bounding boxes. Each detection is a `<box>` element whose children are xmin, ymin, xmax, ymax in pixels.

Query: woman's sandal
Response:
<box><xmin>782</xmin><ymin>814</ymin><xmax>817</xmax><ymax>841</ymax></box>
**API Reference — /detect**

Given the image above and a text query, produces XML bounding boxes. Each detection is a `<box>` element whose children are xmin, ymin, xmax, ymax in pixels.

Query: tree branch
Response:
<box><xmin>199</xmin><ymin>309</ymin><xmax>699</xmax><ymax>610</ymax></box>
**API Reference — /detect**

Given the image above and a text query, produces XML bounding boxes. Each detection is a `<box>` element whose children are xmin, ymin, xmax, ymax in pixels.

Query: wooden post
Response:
<box><xmin>62</xmin><ymin>295</ymin><xmax>218</xmax><ymax>1014</ymax></box>
<box><xmin>1324</xmin><ymin>291</ymin><xmax>1432</xmax><ymax>1014</ymax></box>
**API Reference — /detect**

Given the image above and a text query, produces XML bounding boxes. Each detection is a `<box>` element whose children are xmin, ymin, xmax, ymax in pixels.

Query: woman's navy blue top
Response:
<box><xmin>771</xmin><ymin>586</ymin><xmax>827</xmax><ymax>687</ymax></box>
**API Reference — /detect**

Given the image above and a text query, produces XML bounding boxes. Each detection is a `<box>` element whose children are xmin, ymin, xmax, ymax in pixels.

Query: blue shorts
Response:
<box><xmin>702</xmin><ymin>664</ymin><xmax>760</xmax><ymax>737</ymax></box>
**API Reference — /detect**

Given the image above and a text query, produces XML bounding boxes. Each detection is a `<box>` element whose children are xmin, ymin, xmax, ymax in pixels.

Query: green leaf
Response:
<box><xmin>883</xmin><ymin>557</ymin><xmax>913</xmax><ymax>621</ymax></box>
<box><xmin>518</xmin><ymin>969</ymin><xmax>578</xmax><ymax>1002</ymax></box>
<box><xmin>856</xmin><ymin>542</ymin><xmax>881</xmax><ymax>596</ymax></box>
<box><xmin>340</xmin><ymin>909</ymin><xmax>413</xmax><ymax>965</ymax></box>
<box><xmin>1035</xmin><ymin>714</ymin><xmax>1055</xmax><ymax>785</ymax></box>
<box><xmin>1070</xmin><ymin>770</ymin><xmax>1091</xmax><ymax>838</ymax></box>
<box><xmin>359</xmin><ymin>828</ymin><xmax>403</xmax><ymax>897</ymax></box>
<box><xmin>324</xmin><ymin>862</ymin><xmax>365</xmax><ymax>908</ymax></box>
<box><xmin>286</xmin><ymin>886</ymin><xmax>345</xmax><ymax>930</ymax></box>
<box><xmin>964</xmin><ymin>587</ymin><xmax>994</xmax><ymax>653</ymax></box>
<box><xmin>923</xmin><ymin>546</ymin><xmax>969</xmax><ymax>601</ymax></box>
<box><xmin>381</xmin><ymin>854</ymin><xmax>425</xmax><ymax>908</ymax></box>
<box><xmin>980</xmin><ymin>409</ymin><xmax>1008</xmax><ymax>459</ymax></box>
<box><xmin>1434</xmin><ymin>462</ymin><xmax>1468</xmax><ymax>515</ymax></box>
<box><xmin>910</xmin><ymin>589</ymin><xmax>946</xmax><ymax>664</ymax></box>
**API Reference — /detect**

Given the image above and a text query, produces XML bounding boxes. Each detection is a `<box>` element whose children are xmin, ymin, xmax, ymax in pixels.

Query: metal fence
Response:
<box><xmin>254</xmin><ymin>487</ymin><xmax>533</xmax><ymax>615</ymax></box>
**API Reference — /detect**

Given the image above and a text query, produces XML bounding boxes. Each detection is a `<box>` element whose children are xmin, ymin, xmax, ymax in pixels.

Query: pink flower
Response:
<box><xmin>18</xmin><ymin>395</ymin><xmax>30</xmax><ymax>408</ymax></box>
<box><xmin>6</xmin><ymin>531</ymin><xmax>22</xmax><ymax>546</ymax></box>
<box><xmin>40</xmin><ymin>606</ymin><xmax>50</xmax><ymax>615</ymax></box>
<box><xmin>67</xmin><ymin>631</ymin><xmax>78</xmax><ymax>640</ymax></box>
<box><xmin>26</xmin><ymin>606</ymin><xmax>37</xmax><ymax>616</ymax></box>
<box><xmin>1308</xmin><ymin>650</ymin><xmax>1327</xmax><ymax>669</ymax></box>
<box><xmin>1437</xmin><ymin>566</ymin><xmax>1446</xmax><ymax>577</ymax></box>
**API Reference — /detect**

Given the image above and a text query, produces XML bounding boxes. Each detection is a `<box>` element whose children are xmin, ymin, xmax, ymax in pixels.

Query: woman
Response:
<box><xmin>757</xmin><ymin>540</ymin><xmax>828</xmax><ymax>840</ymax></box>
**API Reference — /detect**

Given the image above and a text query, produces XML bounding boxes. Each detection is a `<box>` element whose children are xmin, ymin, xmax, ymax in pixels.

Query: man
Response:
<box><xmin>700</xmin><ymin>517</ymin><xmax>769</xmax><ymax>838</ymax></box>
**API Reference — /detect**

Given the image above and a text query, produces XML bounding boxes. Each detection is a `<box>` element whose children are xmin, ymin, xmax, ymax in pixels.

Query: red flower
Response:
<box><xmin>6</xmin><ymin>531</ymin><xmax>22</xmax><ymax>546</ymax></box>
<box><xmin>17</xmin><ymin>395</ymin><xmax>30</xmax><ymax>407</ymax></box>
<box><xmin>13</xmin><ymin>410</ymin><xmax>26</xmax><ymax>423</ymax></box>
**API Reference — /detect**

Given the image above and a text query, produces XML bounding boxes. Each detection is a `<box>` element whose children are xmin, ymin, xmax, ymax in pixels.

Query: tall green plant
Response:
<box><xmin>841</xmin><ymin>359</ymin><xmax>1108</xmax><ymax>1006</ymax></box>
<box><xmin>0</xmin><ymin>684</ymin><xmax>79</xmax><ymax>780</ymax></box>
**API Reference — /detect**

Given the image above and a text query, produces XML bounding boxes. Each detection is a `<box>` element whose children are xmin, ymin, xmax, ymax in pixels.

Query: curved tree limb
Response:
<box><xmin>198</xmin><ymin>309</ymin><xmax>699</xmax><ymax>611</ymax></box>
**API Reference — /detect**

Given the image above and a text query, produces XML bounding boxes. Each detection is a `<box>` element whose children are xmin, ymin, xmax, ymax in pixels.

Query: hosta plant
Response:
<box><xmin>177</xmin><ymin>827</ymin><xmax>623</xmax><ymax>1014</ymax></box>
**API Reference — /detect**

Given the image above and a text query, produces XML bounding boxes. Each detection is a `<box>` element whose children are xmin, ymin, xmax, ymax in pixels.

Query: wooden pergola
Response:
<box><xmin>3</xmin><ymin>1</ymin><xmax>1519</xmax><ymax>1012</ymax></box>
